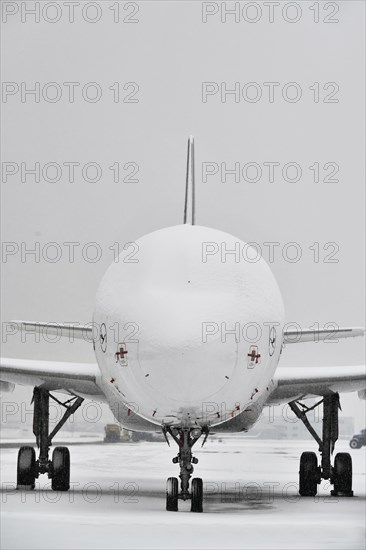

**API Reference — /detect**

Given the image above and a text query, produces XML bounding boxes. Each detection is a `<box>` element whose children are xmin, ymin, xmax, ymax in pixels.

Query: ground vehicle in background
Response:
<box><xmin>349</xmin><ymin>429</ymin><xmax>366</xmax><ymax>449</ymax></box>
<box><xmin>104</xmin><ymin>424</ymin><xmax>122</xmax><ymax>442</ymax></box>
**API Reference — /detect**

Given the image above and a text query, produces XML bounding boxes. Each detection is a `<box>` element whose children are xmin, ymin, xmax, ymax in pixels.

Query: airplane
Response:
<box><xmin>1</xmin><ymin>136</ymin><xmax>365</xmax><ymax>512</ymax></box>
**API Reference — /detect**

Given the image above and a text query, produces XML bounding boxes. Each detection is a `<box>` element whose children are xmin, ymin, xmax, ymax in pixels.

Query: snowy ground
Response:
<box><xmin>1</xmin><ymin>437</ymin><xmax>365</xmax><ymax>550</ymax></box>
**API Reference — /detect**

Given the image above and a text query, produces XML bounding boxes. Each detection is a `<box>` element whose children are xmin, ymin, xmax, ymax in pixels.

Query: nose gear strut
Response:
<box><xmin>162</xmin><ymin>425</ymin><xmax>209</xmax><ymax>512</ymax></box>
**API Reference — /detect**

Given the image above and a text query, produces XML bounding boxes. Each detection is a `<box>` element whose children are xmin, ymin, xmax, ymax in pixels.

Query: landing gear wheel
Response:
<box><xmin>349</xmin><ymin>439</ymin><xmax>361</xmax><ymax>449</ymax></box>
<box><xmin>17</xmin><ymin>446</ymin><xmax>36</xmax><ymax>490</ymax></box>
<box><xmin>51</xmin><ymin>447</ymin><xmax>70</xmax><ymax>491</ymax></box>
<box><xmin>191</xmin><ymin>477</ymin><xmax>203</xmax><ymax>513</ymax></box>
<box><xmin>299</xmin><ymin>452</ymin><xmax>319</xmax><ymax>496</ymax></box>
<box><xmin>166</xmin><ymin>477</ymin><xmax>178</xmax><ymax>511</ymax></box>
<box><xmin>332</xmin><ymin>453</ymin><xmax>353</xmax><ymax>496</ymax></box>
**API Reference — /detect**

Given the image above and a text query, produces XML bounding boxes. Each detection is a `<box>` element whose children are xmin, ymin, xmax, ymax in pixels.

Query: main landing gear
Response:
<box><xmin>17</xmin><ymin>386</ymin><xmax>83</xmax><ymax>491</ymax></box>
<box><xmin>289</xmin><ymin>393</ymin><xmax>353</xmax><ymax>497</ymax></box>
<box><xmin>163</xmin><ymin>426</ymin><xmax>209</xmax><ymax>512</ymax></box>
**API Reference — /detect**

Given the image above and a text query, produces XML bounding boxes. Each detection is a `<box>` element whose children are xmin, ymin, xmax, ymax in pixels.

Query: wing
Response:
<box><xmin>267</xmin><ymin>365</ymin><xmax>366</xmax><ymax>404</ymax></box>
<box><xmin>0</xmin><ymin>357</ymin><xmax>105</xmax><ymax>402</ymax></box>
<box><xmin>10</xmin><ymin>321</ymin><xmax>94</xmax><ymax>342</ymax></box>
<box><xmin>283</xmin><ymin>326</ymin><xmax>364</xmax><ymax>344</ymax></box>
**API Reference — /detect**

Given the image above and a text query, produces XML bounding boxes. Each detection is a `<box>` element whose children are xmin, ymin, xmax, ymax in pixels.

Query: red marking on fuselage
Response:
<box><xmin>247</xmin><ymin>349</ymin><xmax>261</xmax><ymax>363</ymax></box>
<box><xmin>116</xmin><ymin>347</ymin><xmax>128</xmax><ymax>358</ymax></box>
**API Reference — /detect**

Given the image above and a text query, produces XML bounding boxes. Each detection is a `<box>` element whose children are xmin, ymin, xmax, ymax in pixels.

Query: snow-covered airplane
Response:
<box><xmin>1</xmin><ymin>137</ymin><xmax>365</xmax><ymax>512</ymax></box>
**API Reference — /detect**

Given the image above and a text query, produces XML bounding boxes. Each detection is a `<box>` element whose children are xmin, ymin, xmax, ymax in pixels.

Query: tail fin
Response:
<box><xmin>183</xmin><ymin>135</ymin><xmax>195</xmax><ymax>225</ymax></box>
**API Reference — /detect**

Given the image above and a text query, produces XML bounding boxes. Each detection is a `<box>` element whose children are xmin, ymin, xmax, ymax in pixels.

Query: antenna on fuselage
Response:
<box><xmin>183</xmin><ymin>135</ymin><xmax>195</xmax><ymax>225</ymax></box>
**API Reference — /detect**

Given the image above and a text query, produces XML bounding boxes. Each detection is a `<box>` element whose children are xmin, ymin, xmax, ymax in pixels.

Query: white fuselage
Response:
<box><xmin>93</xmin><ymin>225</ymin><xmax>285</xmax><ymax>433</ymax></box>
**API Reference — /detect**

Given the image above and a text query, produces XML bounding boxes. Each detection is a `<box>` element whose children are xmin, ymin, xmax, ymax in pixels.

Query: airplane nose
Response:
<box><xmin>138</xmin><ymin>328</ymin><xmax>238</xmax><ymax>403</ymax></box>
<box><xmin>95</xmin><ymin>224</ymin><xmax>285</xmax><ymax>413</ymax></box>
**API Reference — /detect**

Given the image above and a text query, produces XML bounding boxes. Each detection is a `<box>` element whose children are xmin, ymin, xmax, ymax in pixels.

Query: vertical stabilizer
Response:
<box><xmin>183</xmin><ymin>136</ymin><xmax>195</xmax><ymax>225</ymax></box>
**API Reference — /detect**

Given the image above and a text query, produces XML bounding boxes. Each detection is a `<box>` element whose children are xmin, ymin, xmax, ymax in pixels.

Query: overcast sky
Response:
<box><xmin>1</xmin><ymin>1</ymin><xmax>365</xmax><ymax>425</ymax></box>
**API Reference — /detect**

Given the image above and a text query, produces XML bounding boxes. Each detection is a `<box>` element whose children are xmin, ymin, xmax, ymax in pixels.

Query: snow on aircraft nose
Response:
<box><xmin>135</xmin><ymin>296</ymin><xmax>240</xmax><ymax>403</ymax></box>
<box><xmin>94</xmin><ymin>224</ymin><xmax>284</xmax><ymax>409</ymax></box>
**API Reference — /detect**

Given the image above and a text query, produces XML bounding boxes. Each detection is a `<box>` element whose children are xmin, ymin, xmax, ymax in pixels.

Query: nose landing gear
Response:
<box><xmin>163</xmin><ymin>426</ymin><xmax>209</xmax><ymax>512</ymax></box>
<box><xmin>290</xmin><ymin>393</ymin><xmax>353</xmax><ymax>498</ymax></box>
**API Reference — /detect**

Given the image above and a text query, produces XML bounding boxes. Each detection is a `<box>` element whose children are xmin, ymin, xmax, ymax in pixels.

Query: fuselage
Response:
<box><xmin>93</xmin><ymin>225</ymin><xmax>285</xmax><ymax>432</ymax></box>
